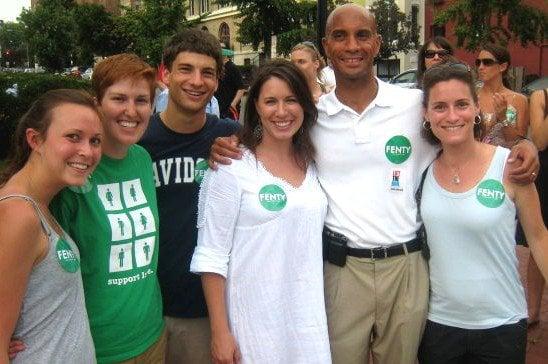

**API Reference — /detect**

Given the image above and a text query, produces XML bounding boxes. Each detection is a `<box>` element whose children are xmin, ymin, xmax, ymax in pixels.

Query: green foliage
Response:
<box><xmin>215</xmin><ymin>0</ymin><xmax>303</xmax><ymax>58</ymax></box>
<box><xmin>217</xmin><ymin>0</ymin><xmax>345</xmax><ymax>58</ymax></box>
<box><xmin>19</xmin><ymin>0</ymin><xmax>77</xmax><ymax>71</ymax></box>
<box><xmin>0</xmin><ymin>22</ymin><xmax>28</xmax><ymax>68</ymax></box>
<box><xmin>370</xmin><ymin>0</ymin><xmax>420</xmax><ymax>60</ymax></box>
<box><xmin>118</xmin><ymin>0</ymin><xmax>191</xmax><ymax>65</ymax></box>
<box><xmin>434</xmin><ymin>0</ymin><xmax>548</xmax><ymax>51</ymax></box>
<box><xmin>73</xmin><ymin>4</ymin><xmax>129</xmax><ymax>66</ymax></box>
<box><xmin>0</xmin><ymin>72</ymin><xmax>90</xmax><ymax>159</ymax></box>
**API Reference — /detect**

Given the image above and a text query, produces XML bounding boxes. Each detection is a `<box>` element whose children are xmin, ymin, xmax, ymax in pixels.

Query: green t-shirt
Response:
<box><xmin>51</xmin><ymin>145</ymin><xmax>164</xmax><ymax>363</ymax></box>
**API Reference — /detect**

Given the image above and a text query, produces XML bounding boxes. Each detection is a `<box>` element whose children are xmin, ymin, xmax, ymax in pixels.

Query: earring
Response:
<box><xmin>474</xmin><ymin>115</ymin><xmax>481</xmax><ymax>125</ymax></box>
<box><xmin>253</xmin><ymin>124</ymin><xmax>263</xmax><ymax>140</ymax></box>
<box><xmin>422</xmin><ymin>119</ymin><xmax>430</xmax><ymax>130</ymax></box>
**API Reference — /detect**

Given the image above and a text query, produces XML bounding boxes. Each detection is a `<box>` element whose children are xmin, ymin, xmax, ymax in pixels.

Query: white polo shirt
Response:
<box><xmin>312</xmin><ymin>79</ymin><xmax>438</xmax><ymax>249</ymax></box>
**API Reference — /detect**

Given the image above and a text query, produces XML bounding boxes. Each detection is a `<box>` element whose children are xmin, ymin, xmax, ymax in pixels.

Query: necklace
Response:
<box><xmin>440</xmin><ymin>156</ymin><xmax>473</xmax><ymax>185</ymax></box>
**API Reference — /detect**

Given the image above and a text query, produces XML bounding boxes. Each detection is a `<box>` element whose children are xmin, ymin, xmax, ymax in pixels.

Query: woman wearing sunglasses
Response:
<box><xmin>416</xmin><ymin>36</ymin><xmax>454</xmax><ymax>89</ymax></box>
<box><xmin>417</xmin><ymin>61</ymin><xmax>548</xmax><ymax>364</ymax></box>
<box><xmin>477</xmin><ymin>43</ymin><xmax>528</xmax><ymax>148</ymax></box>
<box><xmin>290</xmin><ymin>41</ymin><xmax>330</xmax><ymax>103</ymax></box>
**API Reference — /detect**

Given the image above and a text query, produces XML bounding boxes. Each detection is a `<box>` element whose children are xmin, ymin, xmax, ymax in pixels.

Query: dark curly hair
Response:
<box><xmin>239</xmin><ymin>59</ymin><xmax>317</xmax><ymax>169</ymax></box>
<box><xmin>163</xmin><ymin>28</ymin><xmax>223</xmax><ymax>78</ymax></box>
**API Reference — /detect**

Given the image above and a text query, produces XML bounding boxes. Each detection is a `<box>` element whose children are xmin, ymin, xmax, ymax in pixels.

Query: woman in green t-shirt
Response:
<box><xmin>49</xmin><ymin>54</ymin><xmax>166</xmax><ymax>363</ymax></box>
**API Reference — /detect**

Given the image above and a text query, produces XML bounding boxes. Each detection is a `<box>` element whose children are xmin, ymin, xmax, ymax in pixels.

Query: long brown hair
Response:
<box><xmin>0</xmin><ymin>89</ymin><xmax>100</xmax><ymax>186</ymax></box>
<box><xmin>239</xmin><ymin>59</ymin><xmax>317</xmax><ymax>168</ymax></box>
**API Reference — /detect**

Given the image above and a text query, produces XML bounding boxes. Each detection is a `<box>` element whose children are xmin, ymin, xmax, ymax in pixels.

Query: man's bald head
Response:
<box><xmin>325</xmin><ymin>4</ymin><xmax>377</xmax><ymax>37</ymax></box>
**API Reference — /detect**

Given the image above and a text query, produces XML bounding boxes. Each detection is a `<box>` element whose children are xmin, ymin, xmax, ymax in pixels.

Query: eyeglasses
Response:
<box><xmin>424</xmin><ymin>49</ymin><xmax>451</xmax><ymax>59</ymax></box>
<box><xmin>475</xmin><ymin>58</ymin><xmax>499</xmax><ymax>67</ymax></box>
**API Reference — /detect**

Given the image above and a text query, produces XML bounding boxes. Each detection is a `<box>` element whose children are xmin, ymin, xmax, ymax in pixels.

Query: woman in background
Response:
<box><xmin>525</xmin><ymin>88</ymin><xmax>548</xmax><ymax>327</ymax></box>
<box><xmin>477</xmin><ymin>43</ymin><xmax>528</xmax><ymax>148</ymax></box>
<box><xmin>0</xmin><ymin>89</ymin><xmax>102</xmax><ymax>363</ymax></box>
<box><xmin>291</xmin><ymin>41</ymin><xmax>330</xmax><ymax>102</ymax></box>
<box><xmin>416</xmin><ymin>36</ymin><xmax>454</xmax><ymax>89</ymax></box>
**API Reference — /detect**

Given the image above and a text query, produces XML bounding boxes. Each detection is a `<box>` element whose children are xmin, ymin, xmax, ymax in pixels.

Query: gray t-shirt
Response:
<box><xmin>1</xmin><ymin>195</ymin><xmax>96</xmax><ymax>363</ymax></box>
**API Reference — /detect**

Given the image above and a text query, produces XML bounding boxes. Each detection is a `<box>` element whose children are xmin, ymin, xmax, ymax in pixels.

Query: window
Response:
<box><xmin>189</xmin><ymin>0</ymin><xmax>195</xmax><ymax>16</ymax></box>
<box><xmin>200</xmin><ymin>0</ymin><xmax>210</xmax><ymax>13</ymax></box>
<box><xmin>219</xmin><ymin>22</ymin><xmax>230</xmax><ymax>49</ymax></box>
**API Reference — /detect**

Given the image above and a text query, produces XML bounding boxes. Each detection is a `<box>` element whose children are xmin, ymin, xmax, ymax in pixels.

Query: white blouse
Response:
<box><xmin>191</xmin><ymin>149</ymin><xmax>331</xmax><ymax>364</ymax></box>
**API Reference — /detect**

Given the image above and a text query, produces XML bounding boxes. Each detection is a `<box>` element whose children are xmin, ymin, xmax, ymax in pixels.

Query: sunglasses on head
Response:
<box><xmin>475</xmin><ymin>58</ymin><xmax>499</xmax><ymax>67</ymax></box>
<box><xmin>300</xmin><ymin>41</ymin><xmax>319</xmax><ymax>51</ymax></box>
<box><xmin>424</xmin><ymin>49</ymin><xmax>451</xmax><ymax>59</ymax></box>
<box><xmin>424</xmin><ymin>62</ymin><xmax>472</xmax><ymax>77</ymax></box>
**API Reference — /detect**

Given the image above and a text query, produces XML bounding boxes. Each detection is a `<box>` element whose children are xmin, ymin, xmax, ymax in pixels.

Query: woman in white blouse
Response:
<box><xmin>190</xmin><ymin>60</ymin><xmax>331</xmax><ymax>364</ymax></box>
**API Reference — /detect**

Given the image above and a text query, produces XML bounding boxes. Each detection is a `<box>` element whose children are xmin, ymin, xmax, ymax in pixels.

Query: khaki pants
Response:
<box><xmin>324</xmin><ymin>251</ymin><xmax>429</xmax><ymax>364</ymax></box>
<box><xmin>118</xmin><ymin>327</ymin><xmax>167</xmax><ymax>364</ymax></box>
<box><xmin>164</xmin><ymin>316</ymin><xmax>211</xmax><ymax>364</ymax></box>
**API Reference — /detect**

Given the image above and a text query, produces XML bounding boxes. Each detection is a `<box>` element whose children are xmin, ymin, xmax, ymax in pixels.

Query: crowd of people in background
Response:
<box><xmin>1</xmin><ymin>3</ymin><xmax>547</xmax><ymax>364</ymax></box>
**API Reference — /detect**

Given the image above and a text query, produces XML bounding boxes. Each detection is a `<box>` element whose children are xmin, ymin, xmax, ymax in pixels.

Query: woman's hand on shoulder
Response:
<box><xmin>507</xmin><ymin>139</ymin><xmax>539</xmax><ymax>184</ymax></box>
<box><xmin>211</xmin><ymin>330</ymin><xmax>241</xmax><ymax>364</ymax></box>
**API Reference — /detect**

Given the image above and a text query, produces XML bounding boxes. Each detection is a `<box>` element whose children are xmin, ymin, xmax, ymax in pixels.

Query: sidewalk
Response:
<box><xmin>516</xmin><ymin>246</ymin><xmax>548</xmax><ymax>363</ymax></box>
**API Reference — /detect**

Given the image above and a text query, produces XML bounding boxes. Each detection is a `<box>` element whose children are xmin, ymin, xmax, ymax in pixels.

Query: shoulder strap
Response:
<box><xmin>0</xmin><ymin>194</ymin><xmax>53</xmax><ymax>236</ymax></box>
<box><xmin>415</xmin><ymin>165</ymin><xmax>430</xmax><ymax>217</ymax></box>
<box><xmin>542</xmin><ymin>89</ymin><xmax>548</xmax><ymax>117</ymax></box>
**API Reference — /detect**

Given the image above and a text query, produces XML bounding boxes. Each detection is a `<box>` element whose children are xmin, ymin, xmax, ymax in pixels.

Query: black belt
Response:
<box><xmin>347</xmin><ymin>238</ymin><xmax>422</xmax><ymax>259</ymax></box>
<box><xmin>323</xmin><ymin>227</ymin><xmax>422</xmax><ymax>261</ymax></box>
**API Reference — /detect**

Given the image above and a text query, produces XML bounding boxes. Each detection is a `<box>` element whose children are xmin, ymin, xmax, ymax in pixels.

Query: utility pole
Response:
<box><xmin>317</xmin><ymin>0</ymin><xmax>327</xmax><ymax>57</ymax></box>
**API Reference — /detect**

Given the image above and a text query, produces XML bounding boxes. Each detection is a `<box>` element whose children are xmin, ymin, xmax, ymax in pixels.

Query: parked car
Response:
<box><xmin>389</xmin><ymin>69</ymin><xmax>417</xmax><ymax>89</ymax></box>
<box><xmin>82</xmin><ymin>67</ymin><xmax>93</xmax><ymax>80</ymax></box>
<box><xmin>521</xmin><ymin>76</ymin><xmax>548</xmax><ymax>96</ymax></box>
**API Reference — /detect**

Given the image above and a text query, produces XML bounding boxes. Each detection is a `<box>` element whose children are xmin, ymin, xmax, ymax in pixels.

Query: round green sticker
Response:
<box><xmin>385</xmin><ymin>135</ymin><xmax>412</xmax><ymax>164</ymax></box>
<box><xmin>194</xmin><ymin>160</ymin><xmax>209</xmax><ymax>184</ymax></box>
<box><xmin>56</xmin><ymin>238</ymin><xmax>80</xmax><ymax>273</ymax></box>
<box><xmin>258</xmin><ymin>184</ymin><xmax>287</xmax><ymax>211</ymax></box>
<box><xmin>476</xmin><ymin>179</ymin><xmax>505</xmax><ymax>208</ymax></box>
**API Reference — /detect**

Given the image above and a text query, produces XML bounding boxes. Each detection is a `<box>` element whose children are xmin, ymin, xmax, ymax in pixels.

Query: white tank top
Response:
<box><xmin>421</xmin><ymin>146</ymin><xmax>527</xmax><ymax>329</ymax></box>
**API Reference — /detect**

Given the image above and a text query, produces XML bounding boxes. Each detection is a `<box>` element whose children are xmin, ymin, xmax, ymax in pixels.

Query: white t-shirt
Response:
<box><xmin>191</xmin><ymin>149</ymin><xmax>331</xmax><ymax>364</ymax></box>
<box><xmin>312</xmin><ymin>79</ymin><xmax>438</xmax><ymax>248</ymax></box>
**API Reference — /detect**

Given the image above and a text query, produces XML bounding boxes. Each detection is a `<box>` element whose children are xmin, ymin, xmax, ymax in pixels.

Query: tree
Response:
<box><xmin>433</xmin><ymin>0</ymin><xmax>548</xmax><ymax>51</ymax></box>
<box><xmin>215</xmin><ymin>0</ymin><xmax>306</xmax><ymax>59</ymax></box>
<box><xmin>19</xmin><ymin>0</ymin><xmax>77</xmax><ymax>71</ymax></box>
<box><xmin>276</xmin><ymin>0</ymin><xmax>345</xmax><ymax>56</ymax></box>
<box><xmin>73</xmin><ymin>4</ymin><xmax>129</xmax><ymax>66</ymax></box>
<box><xmin>370</xmin><ymin>0</ymin><xmax>420</xmax><ymax>60</ymax></box>
<box><xmin>118</xmin><ymin>0</ymin><xmax>192</xmax><ymax>65</ymax></box>
<box><xmin>0</xmin><ymin>22</ymin><xmax>28</xmax><ymax>67</ymax></box>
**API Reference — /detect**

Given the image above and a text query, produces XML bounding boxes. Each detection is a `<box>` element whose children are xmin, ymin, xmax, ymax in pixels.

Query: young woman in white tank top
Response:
<box><xmin>417</xmin><ymin>62</ymin><xmax>547</xmax><ymax>364</ymax></box>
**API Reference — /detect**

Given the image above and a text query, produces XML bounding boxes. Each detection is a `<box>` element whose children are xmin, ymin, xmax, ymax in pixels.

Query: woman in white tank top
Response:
<box><xmin>0</xmin><ymin>89</ymin><xmax>102</xmax><ymax>363</ymax></box>
<box><xmin>417</xmin><ymin>62</ymin><xmax>548</xmax><ymax>364</ymax></box>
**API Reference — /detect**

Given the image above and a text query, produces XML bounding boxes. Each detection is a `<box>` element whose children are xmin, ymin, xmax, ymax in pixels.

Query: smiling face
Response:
<box><xmin>424</xmin><ymin>79</ymin><xmax>480</xmax><ymax>147</ymax></box>
<box><xmin>99</xmin><ymin>77</ymin><xmax>152</xmax><ymax>156</ymax></box>
<box><xmin>290</xmin><ymin>48</ymin><xmax>320</xmax><ymax>83</ymax></box>
<box><xmin>322</xmin><ymin>5</ymin><xmax>380</xmax><ymax>83</ymax></box>
<box><xmin>165</xmin><ymin>51</ymin><xmax>219</xmax><ymax>114</ymax></box>
<box><xmin>35</xmin><ymin>103</ymin><xmax>103</xmax><ymax>186</ymax></box>
<box><xmin>255</xmin><ymin>77</ymin><xmax>304</xmax><ymax>145</ymax></box>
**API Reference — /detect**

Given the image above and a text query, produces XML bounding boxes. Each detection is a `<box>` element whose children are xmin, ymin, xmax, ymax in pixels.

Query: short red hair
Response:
<box><xmin>92</xmin><ymin>53</ymin><xmax>156</xmax><ymax>104</ymax></box>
